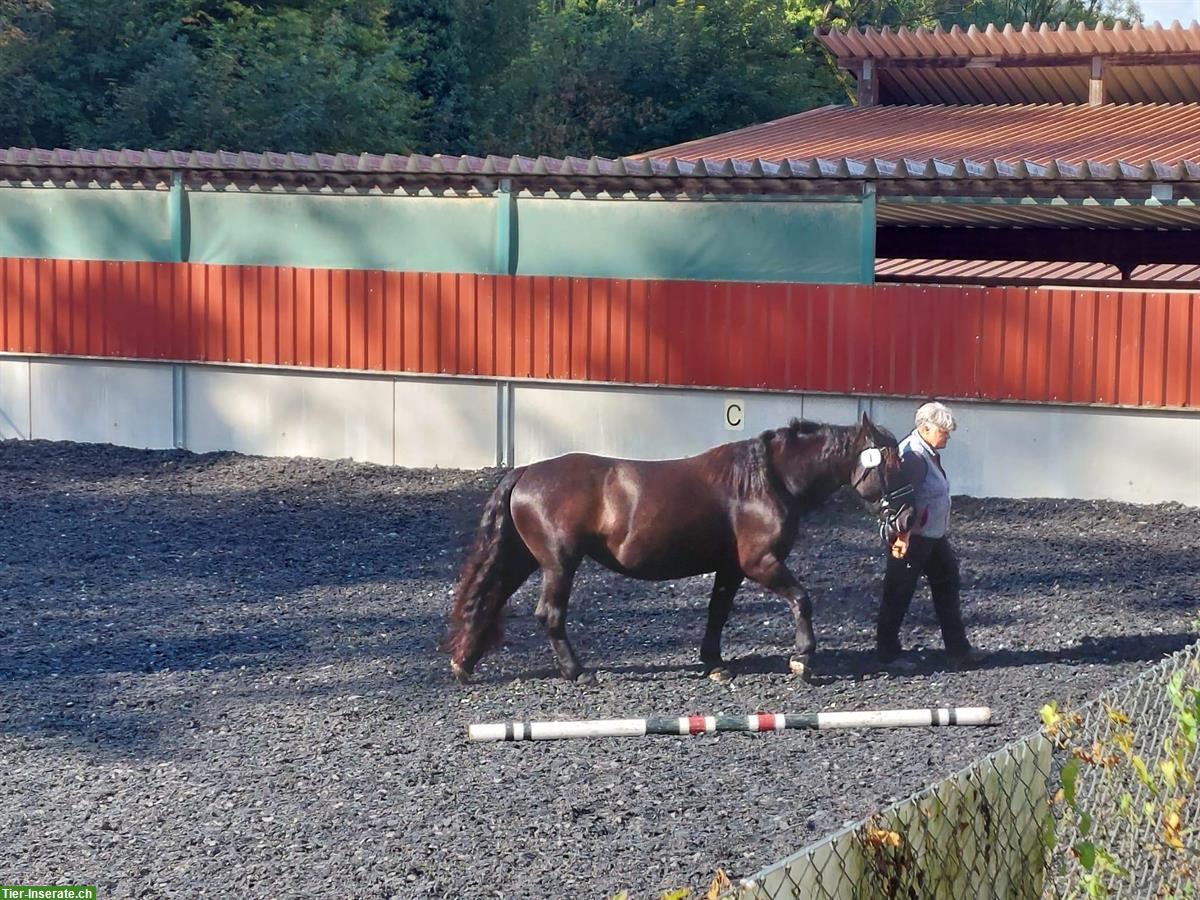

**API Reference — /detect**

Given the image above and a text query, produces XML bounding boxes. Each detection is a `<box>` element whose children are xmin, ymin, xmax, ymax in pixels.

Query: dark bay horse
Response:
<box><xmin>445</xmin><ymin>414</ymin><xmax>904</xmax><ymax>684</ymax></box>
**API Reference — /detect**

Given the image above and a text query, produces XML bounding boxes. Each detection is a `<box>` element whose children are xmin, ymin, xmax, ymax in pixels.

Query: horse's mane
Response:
<box><xmin>790</xmin><ymin>417</ymin><xmax>858</xmax><ymax>462</ymax></box>
<box><xmin>721</xmin><ymin>431</ymin><xmax>772</xmax><ymax>498</ymax></box>
<box><xmin>721</xmin><ymin>418</ymin><xmax>854</xmax><ymax>499</ymax></box>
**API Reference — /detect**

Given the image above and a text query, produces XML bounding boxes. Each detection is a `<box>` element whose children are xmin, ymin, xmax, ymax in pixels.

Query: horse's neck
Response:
<box><xmin>783</xmin><ymin>436</ymin><xmax>851</xmax><ymax>509</ymax></box>
<box><xmin>793</xmin><ymin>471</ymin><xmax>842</xmax><ymax>513</ymax></box>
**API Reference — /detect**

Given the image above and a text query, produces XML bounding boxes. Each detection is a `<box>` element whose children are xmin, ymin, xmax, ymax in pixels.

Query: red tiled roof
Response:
<box><xmin>640</xmin><ymin>102</ymin><xmax>1200</xmax><ymax>166</ymax></box>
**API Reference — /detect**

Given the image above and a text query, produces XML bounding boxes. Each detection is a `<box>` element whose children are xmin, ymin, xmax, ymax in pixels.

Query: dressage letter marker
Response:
<box><xmin>468</xmin><ymin>706</ymin><xmax>992</xmax><ymax>742</ymax></box>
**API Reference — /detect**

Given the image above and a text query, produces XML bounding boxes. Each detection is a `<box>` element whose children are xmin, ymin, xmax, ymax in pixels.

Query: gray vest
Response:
<box><xmin>901</xmin><ymin>431</ymin><xmax>951</xmax><ymax>538</ymax></box>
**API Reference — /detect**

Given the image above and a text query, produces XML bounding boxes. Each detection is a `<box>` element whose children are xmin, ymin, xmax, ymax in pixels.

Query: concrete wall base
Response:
<box><xmin>2</xmin><ymin>355</ymin><xmax>1196</xmax><ymax>506</ymax></box>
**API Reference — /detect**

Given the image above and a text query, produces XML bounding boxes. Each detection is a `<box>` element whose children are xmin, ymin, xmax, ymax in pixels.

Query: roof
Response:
<box><xmin>820</xmin><ymin>21</ymin><xmax>1200</xmax><ymax>61</ymax></box>
<box><xmin>817</xmin><ymin>21</ymin><xmax>1200</xmax><ymax>104</ymax></box>
<box><xmin>7</xmin><ymin>142</ymin><xmax>1199</xmax><ymax>204</ymax></box>
<box><xmin>640</xmin><ymin>102</ymin><xmax>1200</xmax><ymax>166</ymax></box>
<box><xmin>876</xmin><ymin>257</ymin><xmax>1200</xmax><ymax>288</ymax></box>
<box><xmin>875</xmin><ymin>200</ymin><xmax>1200</xmax><ymax>230</ymax></box>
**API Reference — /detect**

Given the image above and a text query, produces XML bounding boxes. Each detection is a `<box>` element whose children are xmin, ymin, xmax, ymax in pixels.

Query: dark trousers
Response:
<box><xmin>877</xmin><ymin>534</ymin><xmax>970</xmax><ymax>659</ymax></box>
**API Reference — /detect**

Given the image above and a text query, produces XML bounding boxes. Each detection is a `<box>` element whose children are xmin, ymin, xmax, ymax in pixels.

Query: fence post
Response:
<box><xmin>496</xmin><ymin>380</ymin><xmax>513</xmax><ymax>467</ymax></box>
<box><xmin>859</xmin><ymin>183</ymin><xmax>876</xmax><ymax>285</ymax></box>
<box><xmin>494</xmin><ymin>178</ymin><xmax>516</xmax><ymax>276</ymax></box>
<box><xmin>169</xmin><ymin>172</ymin><xmax>188</xmax><ymax>263</ymax></box>
<box><xmin>172</xmin><ymin>364</ymin><xmax>186</xmax><ymax>450</ymax></box>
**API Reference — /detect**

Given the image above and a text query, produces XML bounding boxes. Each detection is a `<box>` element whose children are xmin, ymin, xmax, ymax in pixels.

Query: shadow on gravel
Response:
<box><xmin>459</xmin><ymin>629</ymin><xmax>1200</xmax><ymax>689</ymax></box>
<box><xmin>809</xmin><ymin>631</ymin><xmax>1199</xmax><ymax>681</ymax></box>
<box><xmin>0</xmin><ymin>443</ymin><xmax>499</xmax><ymax>750</ymax></box>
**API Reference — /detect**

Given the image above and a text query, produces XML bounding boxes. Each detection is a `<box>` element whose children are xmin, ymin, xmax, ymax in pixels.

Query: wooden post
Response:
<box><xmin>857</xmin><ymin>58</ymin><xmax>878</xmax><ymax>107</ymax></box>
<box><xmin>1089</xmin><ymin>56</ymin><xmax>1106</xmax><ymax>106</ymax></box>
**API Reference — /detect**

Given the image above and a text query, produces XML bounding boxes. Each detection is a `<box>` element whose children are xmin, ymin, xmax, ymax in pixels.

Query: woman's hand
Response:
<box><xmin>890</xmin><ymin>533</ymin><xmax>910</xmax><ymax>559</ymax></box>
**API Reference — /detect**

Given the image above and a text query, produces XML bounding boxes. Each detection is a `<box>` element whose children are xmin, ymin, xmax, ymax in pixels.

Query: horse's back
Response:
<box><xmin>518</xmin><ymin>448</ymin><xmax>729</xmax><ymax>506</ymax></box>
<box><xmin>510</xmin><ymin>447</ymin><xmax>742</xmax><ymax>578</ymax></box>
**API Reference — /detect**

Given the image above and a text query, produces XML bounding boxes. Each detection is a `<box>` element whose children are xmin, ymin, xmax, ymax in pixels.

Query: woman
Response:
<box><xmin>877</xmin><ymin>401</ymin><xmax>988</xmax><ymax>673</ymax></box>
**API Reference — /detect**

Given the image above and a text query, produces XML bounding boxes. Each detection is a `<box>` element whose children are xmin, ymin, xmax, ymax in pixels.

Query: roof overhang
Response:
<box><xmin>3</xmin><ymin>147</ymin><xmax>1199</xmax><ymax>207</ymax></box>
<box><xmin>877</xmin><ymin>195</ymin><xmax>1200</xmax><ymax>228</ymax></box>
<box><xmin>876</xmin><ymin>257</ymin><xmax>1200</xmax><ymax>288</ymax></box>
<box><xmin>817</xmin><ymin>22</ymin><xmax>1200</xmax><ymax>104</ymax></box>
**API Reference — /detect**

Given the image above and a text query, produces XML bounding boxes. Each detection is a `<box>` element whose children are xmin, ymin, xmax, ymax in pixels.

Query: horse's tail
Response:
<box><xmin>445</xmin><ymin>466</ymin><xmax>532</xmax><ymax>682</ymax></box>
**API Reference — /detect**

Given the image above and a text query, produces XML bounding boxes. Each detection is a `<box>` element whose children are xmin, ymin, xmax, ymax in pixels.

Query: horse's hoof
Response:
<box><xmin>574</xmin><ymin>670</ymin><xmax>598</xmax><ymax>686</ymax></box>
<box><xmin>708</xmin><ymin>667</ymin><xmax>734</xmax><ymax>685</ymax></box>
<box><xmin>451</xmin><ymin>661</ymin><xmax>473</xmax><ymax>685</ymax></box>
<box><xmin>789</xmin><ymin>658</ymin><xmax>813</xmax><ymax>681</ymax></box>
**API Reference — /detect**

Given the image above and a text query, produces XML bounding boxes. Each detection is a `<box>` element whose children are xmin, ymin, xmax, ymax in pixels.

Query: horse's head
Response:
<box><xmin>848</xmin><ymin>412</ymin><xmax>908</xmax><ymax>517</ymax></box>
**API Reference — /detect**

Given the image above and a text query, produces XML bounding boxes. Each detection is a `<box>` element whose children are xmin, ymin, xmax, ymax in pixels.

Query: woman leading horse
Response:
<box><xmin>445</xmin><ymin>414</ymin><xmax>908</xmax><ymax>684</ymax></box>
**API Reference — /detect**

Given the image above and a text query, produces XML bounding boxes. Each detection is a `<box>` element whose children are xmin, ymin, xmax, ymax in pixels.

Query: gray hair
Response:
<box><xmin>915</xmin><ymin>401</ymin><xmax>956</xmax><ymax>432</ymax></box>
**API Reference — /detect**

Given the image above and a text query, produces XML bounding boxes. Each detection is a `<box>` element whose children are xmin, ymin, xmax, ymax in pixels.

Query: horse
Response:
<box><xmin>444</xmin><ymin>413</ymin><xmax>908</xmax><ymax>684</ymax></box>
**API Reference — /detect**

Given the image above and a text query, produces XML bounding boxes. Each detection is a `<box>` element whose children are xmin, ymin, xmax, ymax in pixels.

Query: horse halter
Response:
<box><xmin>852</xmin><ymin>447</ymin><xmax>915</xmax><ymax>539</ymax></box>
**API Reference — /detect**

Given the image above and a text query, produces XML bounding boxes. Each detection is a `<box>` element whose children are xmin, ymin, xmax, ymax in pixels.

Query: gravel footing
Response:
<box><xmin>1</xmin><ymin>440</ymin><xmax>1196</xmax><ymax>899</ymax></box>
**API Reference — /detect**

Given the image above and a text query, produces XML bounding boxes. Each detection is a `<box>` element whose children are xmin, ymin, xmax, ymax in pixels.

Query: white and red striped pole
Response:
<box><xmin>468</xmin><ymin>706</ymin><xmax>992</xmax><ymax>742</ymax></box>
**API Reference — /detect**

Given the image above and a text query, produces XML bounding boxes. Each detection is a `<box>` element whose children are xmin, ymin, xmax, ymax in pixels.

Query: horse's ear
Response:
<box><xmin>859</xmin><ymin>411</ymin><xmax>872</xmax><ymax>432</ymax></box>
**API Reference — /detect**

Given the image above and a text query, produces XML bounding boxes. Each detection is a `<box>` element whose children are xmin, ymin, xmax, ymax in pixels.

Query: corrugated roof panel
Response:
<box><xmin>876</xmin><ymin>203</ymin><xmax>1200</xmax><ymax>229</ymax></box>
<box><xmin>877</xmin><ymin>62</ymin><xmax>1200</xmax><ymax>104</ymax></box>
<box><xmin>876</xmin><ymin>257</ymin><xmax>1200</xmax><ymax>287</ymax></box>
<box><xmin>640</xmin><ymin>103</ymin><xmax>1200</xmax><ymax>166</ymax></box>
<box><xmin>4</xmin><ymin>120</ymin><xmax>1198</xmax><ymax>206</ymax></box>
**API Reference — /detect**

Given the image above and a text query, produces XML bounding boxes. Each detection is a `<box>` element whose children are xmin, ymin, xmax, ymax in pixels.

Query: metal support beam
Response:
<box><xmin>168</xmin><ymin>172</ymin><xmax>188</xmax><ymax>262</ymax></box>
<box><xmin>494</xmin><ymin>178</ymin><xmax>516</xmax><ymax>275</ymax></box>
<box><xmin>496</xmin><ymin>380</ymin><xmax>513</xmax><ymax>468</ymax></box>
<box><xmin>859</xmin><ymin>184</ymin><xmax>877</xmax><ymax>284</ymax></box>
<box><xmin>172</xmin><ymin>364</ymin><xmax>186</xmax><ymax>449</ymax></box>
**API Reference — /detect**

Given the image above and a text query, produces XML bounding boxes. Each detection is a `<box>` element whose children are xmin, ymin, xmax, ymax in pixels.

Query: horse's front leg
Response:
<box><xmin>700</xmin><ymin>569</ymin><xmax>744</xmax><ymax>683</ymax></box>
<box><xmin>743</xmin><ymin>555</ymin><xmax>816</xmax><ymax>680</ymax></box>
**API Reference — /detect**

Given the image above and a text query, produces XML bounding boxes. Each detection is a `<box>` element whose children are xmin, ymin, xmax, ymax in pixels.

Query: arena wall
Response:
<box><xmin>1</xmin><ymin>355</ymin><xmax>1196</xmax><ymax>505</ymax></box>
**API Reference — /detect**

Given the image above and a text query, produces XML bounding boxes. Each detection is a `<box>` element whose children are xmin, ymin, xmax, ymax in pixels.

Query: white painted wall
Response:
<box><xmin>184</xmin><ymin>367</ymin><xmax>396</xmax><ymax>465</ymax></box>
<box><xmin>29</xmin><ymin>358</ymin><xmax>174</xmax><ymax>448</ymax></box>
<box><xmin>511</xmin><ymin>383</ymin><xmax>861</xmax><ymax>463</ymax></box>
<box><xmin>395</xmin><ymin>379</ymin><xmax>498</xmax><ymax>469</ymax></box>
<box><xmin>0</xmin><ymin>357</ymin><xmax>30</xmax><ymax>440</ymax></box>
<box><xmin>870</xmin><ymin>397</ymin><xmax>1200</xmax><ymax>504</ymax></box>
<box><xmin>1</xmin><ymin>355</ymin><xmax>1196</xmax><ymax>506</ymax></box>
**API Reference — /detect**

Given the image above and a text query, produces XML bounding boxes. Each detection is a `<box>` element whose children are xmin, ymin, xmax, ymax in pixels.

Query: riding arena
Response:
<box><xmin>2</xmin><ymin>20</ymin><xmax>1199</xmax><ymax>899</ymax></box>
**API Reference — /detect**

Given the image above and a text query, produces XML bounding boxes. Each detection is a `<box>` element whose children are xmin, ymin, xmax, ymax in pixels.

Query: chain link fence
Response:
<box><xmin>737</xmin><ymin>639</ymin><xmax>1200</xmax><ymax>899</ymax></box>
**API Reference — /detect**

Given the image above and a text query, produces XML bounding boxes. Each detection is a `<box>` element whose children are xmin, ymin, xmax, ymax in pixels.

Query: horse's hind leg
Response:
<box><xmin>700</xmin><ymin>570</ymin><xmax>744</xmax><ymax>683</ymax></box>
<box><xmin>534</xmin><ymin>562</ymin><xmax>590</xmax><ymax>683</ymax></box>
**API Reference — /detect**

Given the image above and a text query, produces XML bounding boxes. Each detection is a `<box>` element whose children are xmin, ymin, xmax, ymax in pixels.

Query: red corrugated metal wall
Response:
<box><xmin>1</xmin><ymin>258</ymin><xmax>1197</xmax><ymax>410</ymax></box>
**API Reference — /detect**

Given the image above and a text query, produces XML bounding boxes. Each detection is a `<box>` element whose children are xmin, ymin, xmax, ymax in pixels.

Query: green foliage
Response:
<box><xmin>177</xmin><ymin>0</ymin><xmax>422</xmax><ymax>152</ymax></box>
<box><xmin>1047</xmin><ymin>658</ymin><xmax>1200</xmax><ymax>898</ymax></box>
<box><xmin>0</xmin><ymin>0</ymin><xmax>1147</xmax><ymax>155</ymax></box>
<box><xmin>944</xmin><ymin>0</ymin><xmax>1141</xmax><ymax>29</ymax></box>
<box><xmin>472</xmin><ymin>0</ymin><xmax>845</xmax><ymax>157</ymax></box>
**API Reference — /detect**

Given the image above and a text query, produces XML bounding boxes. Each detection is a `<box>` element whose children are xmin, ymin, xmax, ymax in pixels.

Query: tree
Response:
<box><xmin>0</xmin><ymin>0</ymin><xmax>1145</xmax><ymax>157</ymax></box>
<box><xmin>172</xmin><ymin>0</ymin><xmax>423</xmax><ymax>152</ymax></box>
<box><xmin>470</xmin><ymin>0</ymin><xmax>843</xmax><ymax>158</ymax></box>
<box><xmin>0</xmin><ymin>0</ymin><xmax>425</xmax><ymax>153</ymax></box>
<box><xmin>945</xmin><ymin>0</ymin><xmax>1141</xmax><ymax>28</ymax></box>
